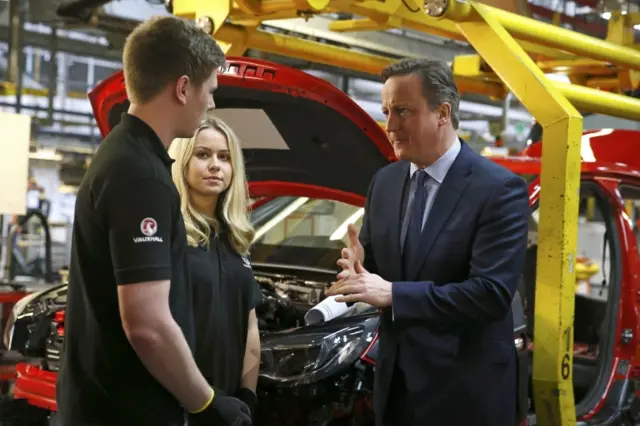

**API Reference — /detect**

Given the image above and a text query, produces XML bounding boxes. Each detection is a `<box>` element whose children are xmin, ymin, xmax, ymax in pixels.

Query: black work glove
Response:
<box><xmin>189</xmin><ymin>388</ymin><xmax>252</xmax><ymax>426</ymax></box>
<box><xmin>234</xmin><ymin>387</ymin><xmax>257</xmax><ymax>420</ymax></box>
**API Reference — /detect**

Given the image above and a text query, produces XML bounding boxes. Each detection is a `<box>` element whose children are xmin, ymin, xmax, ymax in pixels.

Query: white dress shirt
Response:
<box><xmin>392</xmin><ymin>137</ymin><xmax>462</xmax><ymax>320</ymax></box>
<box><xmin>400</xmin><ymin>138</ymin><xmax>462</xmax><ymax>251</ymax></box>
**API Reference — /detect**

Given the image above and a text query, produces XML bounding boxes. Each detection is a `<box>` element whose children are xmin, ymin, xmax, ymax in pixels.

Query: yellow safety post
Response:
<box><xmin>625</xmin><ymin>200</ymin><xmax>633</xmax><ymax>216</ymax></box>
<box><xmin>433</xmin><ymin>0</ymin><xmax>582</xmax><ymax>424</ymax></box>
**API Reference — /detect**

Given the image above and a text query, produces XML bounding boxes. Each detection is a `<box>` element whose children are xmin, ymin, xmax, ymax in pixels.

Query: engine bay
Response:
<box><xmin>9</xmin><ymin>264</ymin><xmax>336</xmax><ymax>372</ymax></box>
<box><xmin>251</xmin><ymin>268</ymin><xmax>332</xmax><ymax>334</ymax></box>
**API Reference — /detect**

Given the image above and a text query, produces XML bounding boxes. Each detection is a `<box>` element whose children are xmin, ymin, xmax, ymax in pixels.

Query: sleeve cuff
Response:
<box><xmin>391</xmin><ymin>281</ymin><xmax>428</xmax><ymax>322</ymax></box>
<box><xmin>115</xmin><ymin>266</ymin><xmax>172</xmax><ymax>285</ymax></box>
<box><xmin>391</xmin><ymin>283</ymin><xmax>396</xmax><ymax>321</ymax></box>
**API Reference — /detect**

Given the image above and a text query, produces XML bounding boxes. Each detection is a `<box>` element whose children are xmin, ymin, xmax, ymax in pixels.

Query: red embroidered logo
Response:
<box><xmin>140</xmin><ymin>218</ymin><xmax>158</xmax><ymax>237</ymax></box>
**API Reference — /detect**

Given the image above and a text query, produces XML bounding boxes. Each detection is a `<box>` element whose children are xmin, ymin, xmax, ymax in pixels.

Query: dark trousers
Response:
<box><xmin>383</xmin><ymin>367</ymin><xmax>413</xmax><ymax>426</ymax></box>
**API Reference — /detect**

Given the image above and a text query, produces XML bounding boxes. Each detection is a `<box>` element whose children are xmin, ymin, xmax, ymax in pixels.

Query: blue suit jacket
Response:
<box><xmin>361</xmin><ymin>141</ymin><xmax>529</xmax><ymax>426</ymax></box>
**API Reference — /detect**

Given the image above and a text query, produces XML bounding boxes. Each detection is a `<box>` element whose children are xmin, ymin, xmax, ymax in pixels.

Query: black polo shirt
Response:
<box><xmin>56</xmin><ymin>113</ymin><xmax>194</xmax><ymax>426</ymax></box>
<box><xmin>189</xmin><ymin>228</ymin><xmax>262</xmax><ymax>394</ymax></box>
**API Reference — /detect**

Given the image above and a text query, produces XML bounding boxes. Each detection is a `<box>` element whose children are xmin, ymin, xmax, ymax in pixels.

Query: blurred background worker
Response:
<box><xmin>9</xmin><ymin>173</ymin><xmax>48</xmax><ymax>233</ymax></box>
<box><xmin>55</xmin><ymin>16</ymin><xmax>251</xmax><ymax>426</ymax></box>
<box><xmin>169</xmin><ymin>115</ymin><xmax>262</xmax><ymax>424</ymax></box>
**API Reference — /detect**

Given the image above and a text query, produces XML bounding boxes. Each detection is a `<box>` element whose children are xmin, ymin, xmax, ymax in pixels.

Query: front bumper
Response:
<box><xmin>12</xmin><ymin>363</ymin><xmax>57</xmax><ymax>412</ymax></box>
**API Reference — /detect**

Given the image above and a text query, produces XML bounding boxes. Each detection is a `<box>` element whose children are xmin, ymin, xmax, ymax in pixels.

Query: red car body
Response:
<box><xmin>7</xmin><ymin>57</ymin><xmax>640</xmax><ymax>425</ymax></box>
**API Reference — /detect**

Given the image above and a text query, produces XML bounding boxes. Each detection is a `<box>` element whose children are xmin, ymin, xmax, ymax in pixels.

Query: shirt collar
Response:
<box><xmin>120</xmin><ymin>113</ymin><xmax>175</xmax><ymax>167</ymax></box>
<box><xmin>409</xmin><ymin>137</ymin><xmax>462</xmax><ymax>184</ymax></box>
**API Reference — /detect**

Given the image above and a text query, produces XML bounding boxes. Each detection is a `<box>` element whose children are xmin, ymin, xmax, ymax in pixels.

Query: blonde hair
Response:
<box><xmin>168</xmin><ymin>115</ymin><xmax>254</xmax><ymax>255</ymax></box>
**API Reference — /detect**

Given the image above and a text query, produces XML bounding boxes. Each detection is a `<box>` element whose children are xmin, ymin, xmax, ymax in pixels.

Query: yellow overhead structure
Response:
<box><xmin>453</xmin><ymin>55</ymin><xmax>640</xmax><ymax>120</ymax></box>
<box><xmin>169</xmin><ymin>1</ymin><xmax>640</xmax><ymax>425</ymax></box>
<box><xmin>213</xmin><ymin>23</ymin><xmax>640</xmax><ymax>120</ymax></box>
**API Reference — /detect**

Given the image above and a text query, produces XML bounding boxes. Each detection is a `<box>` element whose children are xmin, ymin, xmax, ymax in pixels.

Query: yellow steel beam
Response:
<box><xmin>585</xmin><ymin>77</ymin><xmax>621</xmax><ymax>90</ymax></box>
<box><xmin>334</xmin><ymin>3</ymin><xmax>574</xmax><ymax>60</ymax></box>
<box><xmin>618</xmin><ymin>69</ymin><xmax>640</xmax><ymax>92</ymax></box>
<box><xmin>215</xmin><ymin>23</ymin><xmax>640</xmax><ymax>120</ymax></box>
<box><xmin>450</xmin><ymin>2</ymin><xmax>640</xmax><ymax>70</ymax></box>
<box><xmin>327</xmin><ymin>17</ymin><xmax>400</xmax><ymax>32</ymax></box>
<box><xmin>466</xmin><ymin>54</ymin><xmax>638</xmax><ymax>95</ymax></box>
<box><xmin>331</xmin><ymin>0</ymin><xmax>640</xmax><ymax>65</ymax></box>
<box><xmin>213</xmin><ymin>0</ymin><xmax>575</xmax><ymax>60</ymax></box>
<box><xmin>215</xmin><ymin>24</ymin><xmax>394</xmax><ymax>74</ymax></box>
<box><xmin>178</xmin><ymin>0</ymin><xmax>640</xmax><ymax>75</ymax></box>
<box><xmin>555</xmin><ymin>80</ymin><xmax>640</xmax><ymax>121</ymax></box>
<box><xmin>443</xmin><ymin>3</ymin><xmax>582</xmax><ymax>425</ymax></box>
<box><xmin>536</xmin><ymin>58</ymin><xmax>617</xmax><ymax>76</ymax></box>
<box><xmin>452</xmin><ymin>55</ymin><xmax>640</xmax><ymax>120</ymax></box>
<box><xmin>455</xmin><ymin>76</ymin><xmax>507</xmax><ymax>99</ymax></box>
<box><xmin>216</xmin><ymin>23</ymin><xmax>511</xmax><ymax>99</ymax></box>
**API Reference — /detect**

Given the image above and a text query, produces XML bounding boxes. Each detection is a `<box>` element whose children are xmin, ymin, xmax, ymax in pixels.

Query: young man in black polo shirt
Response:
<box><xmin>56</xmin><ymin>16</ymin><xmax>251</xmax><ymax>426</ymax></box>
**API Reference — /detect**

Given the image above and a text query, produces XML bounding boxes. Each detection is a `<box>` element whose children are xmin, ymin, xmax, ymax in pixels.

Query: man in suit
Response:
<box><xmin>326</xmin><ymin>58</ymin><xmax>529</xmax><ymax>426</ymax></box>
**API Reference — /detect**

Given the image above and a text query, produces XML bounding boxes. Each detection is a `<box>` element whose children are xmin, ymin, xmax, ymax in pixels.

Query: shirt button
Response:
<box><xmin>222</xmin><ymin>255</ymin><xmax>226</xmax><ymax>260</ymax></box>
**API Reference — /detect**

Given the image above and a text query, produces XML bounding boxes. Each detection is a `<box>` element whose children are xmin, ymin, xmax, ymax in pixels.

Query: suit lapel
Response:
<box><xmin>385</xmin><ymin>162</ymin><xmax>409</xmax><ymax>282</ymax></box>
<box><xmin>408</xmin><ymin>142</ymin><xmax>474</xmax><ymax>280</ymax></box>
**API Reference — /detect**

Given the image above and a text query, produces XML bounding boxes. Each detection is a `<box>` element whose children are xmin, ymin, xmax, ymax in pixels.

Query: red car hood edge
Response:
<box><xmin>88</xmin><ymin>57</ymin><xmax>396</xmax><ymax>203</ymax></box>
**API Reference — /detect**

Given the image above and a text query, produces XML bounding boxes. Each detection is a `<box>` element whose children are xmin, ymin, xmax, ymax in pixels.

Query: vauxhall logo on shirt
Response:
<box><xmin>133</xmin><ymin>217</ymin><xmax>163</xmax><ymax>243</ymax></box>
<box><xmin>241</xmin><ymin>256</ymin><xmax>252</xmax><ymax>269</ymax></box>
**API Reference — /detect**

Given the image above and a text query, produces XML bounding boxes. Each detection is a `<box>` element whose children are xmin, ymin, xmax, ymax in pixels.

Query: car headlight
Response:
<box><xmin>2</xmin><ymin>291</ymin><xmax>41</xmax><ymax>349</ymax></box>
<box><xmin>259</xmin><ymin>315</ymin><xmax>378</xmax><ymax>385</ymax></box>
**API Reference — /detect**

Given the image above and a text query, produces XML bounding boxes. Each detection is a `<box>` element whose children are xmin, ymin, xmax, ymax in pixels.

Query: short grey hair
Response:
<box><xmin>381</xmin><ymin>58</ymin><xmax>460</xmax><ymax>130</ymax></box>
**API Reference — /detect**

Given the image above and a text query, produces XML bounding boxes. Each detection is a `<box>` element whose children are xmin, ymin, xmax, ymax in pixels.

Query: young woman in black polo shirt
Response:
<box><xmin>168</xmin><ymin>115</ymin><xmax>262</xmax><ymax>424</ymax></box>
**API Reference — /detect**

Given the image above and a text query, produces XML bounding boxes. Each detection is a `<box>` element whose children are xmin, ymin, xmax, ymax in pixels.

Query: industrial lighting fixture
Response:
<box><xmin>329</xmin><ymin>208</ymin><xmax>365</xmax><ymax>241</ymax></box>
<box><xmin>253</xmin><ymin>197</ymin><xmax>310</xmax><ymax>242</ymax></box>
<box><xmin>424</xmin><ymin>0</ymin><xmax>449</xmax><ymax>17</ymax></box>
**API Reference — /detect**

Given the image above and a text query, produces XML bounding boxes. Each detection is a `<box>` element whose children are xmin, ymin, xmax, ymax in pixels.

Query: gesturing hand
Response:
<box><xmin>336</xmin><ymin>224</ymin><xmax>364</xmax><ymax>281</ymax></box>
<box><xmin>326</xmin><ymin>260</ymin><xmax>392</xmax><ymax>308</ymax></box>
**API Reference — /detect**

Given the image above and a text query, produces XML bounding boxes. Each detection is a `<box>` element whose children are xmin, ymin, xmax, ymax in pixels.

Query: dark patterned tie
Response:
<box><xmin>403</xmin><ymin>170</ymin><xmax>428</xmax><ymax>275</ymax></box>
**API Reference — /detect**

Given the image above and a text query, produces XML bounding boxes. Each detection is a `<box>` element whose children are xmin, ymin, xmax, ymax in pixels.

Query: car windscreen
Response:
<box><xmin>247</xmin><ymin>173</ymin><xmax>538</xmax><ymax>270</ymax></box>
<box><xmin>249</xmin><ymin>196</ymin><xmax>363</xmax><ymax>271</ymax></box>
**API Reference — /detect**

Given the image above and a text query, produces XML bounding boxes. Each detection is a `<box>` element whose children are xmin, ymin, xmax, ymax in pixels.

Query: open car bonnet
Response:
<box><xmin>88</xmin><ymin>57</ymin><xmax>395</xmax><ymax>202</ymax></box>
